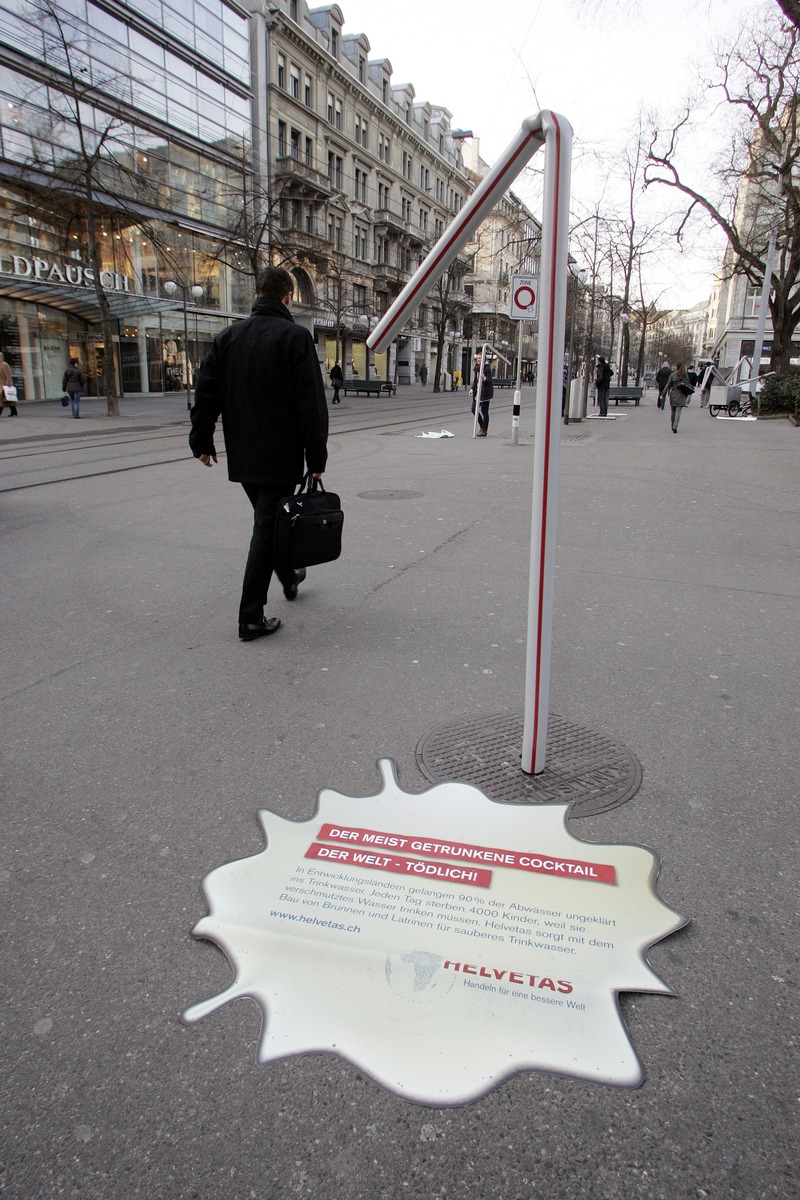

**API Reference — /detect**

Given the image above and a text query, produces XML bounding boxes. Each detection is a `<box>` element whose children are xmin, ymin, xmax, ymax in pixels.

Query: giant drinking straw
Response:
<box><xmin>369</xmin><ymin>112</ymin><xmax>572</xmax><ymax>774</ymax></box>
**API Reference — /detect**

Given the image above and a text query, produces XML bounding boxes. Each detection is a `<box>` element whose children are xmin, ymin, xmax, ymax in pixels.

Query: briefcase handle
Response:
<box><xmin>299</xmin><ymin>471</ymin><xmax>328</xmax><ymax>495</ymax></box>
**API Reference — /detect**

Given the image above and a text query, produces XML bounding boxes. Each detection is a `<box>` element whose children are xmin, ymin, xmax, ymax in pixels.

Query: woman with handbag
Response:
<box><xmin>62</xmin><ymin>357</ymin><xmax>87</xmax><ymax>419</ymax></box>
<box><xmin>666</xmin><ymin>362</ymin><xmax>694</xmax><ymax>433</ymax></box>
<box><xmin>0</xmin><ymin>352</ymin><xmax>17</xmax><ymax>415</ymax></box>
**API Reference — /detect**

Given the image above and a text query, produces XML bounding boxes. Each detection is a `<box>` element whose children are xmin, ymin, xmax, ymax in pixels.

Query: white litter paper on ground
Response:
<box><xmin>415</xmin><ymin>430</ymin><xmax>455</xmax><ymax>438</ymax></box>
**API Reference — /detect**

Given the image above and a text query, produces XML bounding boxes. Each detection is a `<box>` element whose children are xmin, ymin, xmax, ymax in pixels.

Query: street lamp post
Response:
<box><xmin>164</xmin><ymin>280</ymin><xmax>204</xmax><ymax>410</ymax></box>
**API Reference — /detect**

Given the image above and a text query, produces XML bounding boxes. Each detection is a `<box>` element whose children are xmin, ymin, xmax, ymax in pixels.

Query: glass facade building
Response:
<box><xmin>0</xmin><ymin>0</ymin><xmax>255</xmax><ymax>400</ymax></box>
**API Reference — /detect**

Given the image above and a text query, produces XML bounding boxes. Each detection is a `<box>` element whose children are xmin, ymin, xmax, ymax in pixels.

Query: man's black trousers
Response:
<box><xmin>239</xmin><ymin>482</ymin><xmax>297</xmax><ymax>623</ymax></box>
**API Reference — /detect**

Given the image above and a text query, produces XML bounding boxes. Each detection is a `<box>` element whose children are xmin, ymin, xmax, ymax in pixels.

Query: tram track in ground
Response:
<box><xmin>0</xmin><ymin>394</ymin><xmax>507</xmax><ymax>493</ymax></box>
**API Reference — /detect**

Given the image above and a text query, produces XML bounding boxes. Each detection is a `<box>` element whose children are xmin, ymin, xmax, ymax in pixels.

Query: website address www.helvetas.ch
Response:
<box><xmin>270</xmin><ymin>910</ymin><xmax>361</xmax><ymax>934</ymax></box>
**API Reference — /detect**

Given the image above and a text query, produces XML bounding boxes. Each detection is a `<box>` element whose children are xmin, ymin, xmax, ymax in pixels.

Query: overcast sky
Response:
<box><xmin>337</xmin><ymin>0</ymin><xmax>768</xmax><ymax>308</ymax></box>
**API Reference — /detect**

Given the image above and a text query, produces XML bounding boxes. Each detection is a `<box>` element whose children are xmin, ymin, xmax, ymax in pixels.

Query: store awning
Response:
<box><xmin>0</xmin><ymin>275</ymin><xmax>182</xmax><ymax>322</ymax></box>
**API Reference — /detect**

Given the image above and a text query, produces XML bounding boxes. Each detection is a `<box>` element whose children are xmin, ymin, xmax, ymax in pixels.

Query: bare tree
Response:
<box><xmin>776</xmin><ymin>0</ymin><xmax>800</xmax><ymax>27</ymax></box>
<box><xmin>430</xmin><ymin>258</ymin><xmax>470</xmax><ymax>392</ymax></box>
<box><xmin>646</xmin><ymin>12</ymin><xmax>800</xmax><ymax>371</ymax></box>
<box><xmin>574</xmin><ymin>0</ymin><xmax>799</xmax><ymax>29</ymax></box>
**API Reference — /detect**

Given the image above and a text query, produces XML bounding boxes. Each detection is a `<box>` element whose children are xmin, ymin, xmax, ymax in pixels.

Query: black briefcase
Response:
<box><xmin>274</xmin><ymin>473</ymin><xmax>344</xmax><ymax>569</ymax></box>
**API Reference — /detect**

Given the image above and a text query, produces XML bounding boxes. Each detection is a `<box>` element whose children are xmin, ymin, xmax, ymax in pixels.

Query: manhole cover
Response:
<box><xmin>416</xmin><ymin>711</ymin><xmax>642</xmax><ymax>818</ymax></box>
<box><xmin>357</xmin><ymin>489</ymin><xmax>424</xmax><ymax>500</ymax></box>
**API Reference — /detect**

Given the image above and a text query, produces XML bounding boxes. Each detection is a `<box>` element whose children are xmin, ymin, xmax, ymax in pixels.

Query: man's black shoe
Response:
<box><xmin>238</xmin><ymin>616</ymin><xmax>281</xmax><ymax>641</ymax></box>
<box><xmin>284</xmin><ymin>568</ymin><xmax>306</xmax><ymax>601</ymax></box>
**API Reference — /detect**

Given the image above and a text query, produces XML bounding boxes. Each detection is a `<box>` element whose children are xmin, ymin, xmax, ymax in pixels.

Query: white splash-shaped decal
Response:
<box><xmin>182</xmin><ymin>760</ymin><xmax>686</xmax><ymax>1105</ymax></box>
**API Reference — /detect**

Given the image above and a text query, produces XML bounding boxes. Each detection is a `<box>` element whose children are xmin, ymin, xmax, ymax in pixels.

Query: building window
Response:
<box><xmin>327</xmin><ymin>152</ymin><xmax>343</xmax><ymax>189</ymax></box>
<box><xmin>402</xmin><ymin>151</ymin><xmax>412</xmax><ymax>180</ymax></box>
<box><xmin>290</xmin><ymin>128</ymin><xmax>301</xmax><ymax>159</ymax></box>
<box><xmin>358</xmin><ymin>55</ymin><xmax>366</xmax><ymax>83</ymax></box>
<box><xmin>335</xmin><ymin>99</ymin><xmax>342</xmax><ymax>130</ymax></box>
<box><xmin>355</xmin><ymin>116</ymin><xmax>368</xmax><ymax>149</ymax></box>
<box><xmin>290</xmin><ymin>66</ymin><xmax>299</xmax><ymax>99</ymax></box>
<box><xmin>434</xmin><ymin>218</ymin><xmax>443</xmax><ymax>239</ymax></box>
<box><xmin>278</xmin><ymin>120</ymin><xmax>287</xmax><ymax>157</ymax></box>
<box><xmin>327</xmin><ymin>92</ymin><xmax>334</xmax><ymax>124</ymax></box>
<box><xmin>382</xmin><ymin>79</ymin><xmax>388</xmax><ymax>103</ymax></box>
<box><xmin>289</xmin><ymin>0</ymin><xmax>297</xmax><ymax>18</ymax></box>
<box><xmin>304</xmin><ymin>75</ymin><xmax>312</xmax><ymax>106</ymax></box>
<box><xmin>354</xmin><ymin>167</ymin><xmax>367</xmax><ymax>203</ymax></box>
<box><xmin>354</xmin><ymin>228</ymin><xmax>367</xmax><ymax>261</ymax></box>
<box><xmin>331</xmin><ymin>28</ymin><xmax>339</xmax><ymax>58</ymax></box>
<box><xmin>419</xmin><ymin>165</ymin><xmax>430</xmax><ymax>192</ymax></box>
<box><xmin>305</xmin><ymin>136</ymin><xmax>313</xmax><ymax>167</ymax></box>
<box><xmin>419</xmin><ymin>208</ymin><xmax>428</xmax><ymax>233</ymax></box>
<box><xmin>745</xmin><ymin>286</ymin><xmax>761</xmax><ymax>318</ymax></box>
<box><xmin>277</xmin><ymin>54</ymin><xmax>286</xmax><ymax>89</ymax></box>
<box><xmin>402</xmin><ymin>197</ymin><xmax>412</xmax><ymax>222</ymax></box>
<box><xmin>354</xmin><ymin>284</ymin><xmax>367</xmax><ymax>308</ymax></box>
<box><xmin>377</xmin><ymin>181</ymin><xmax>389</xmax><ymax>210</ymax></box>
<box><xmin>378</xmin><ymin>134</ymin><xmax>391</xmax><ymax>164</ymax></box>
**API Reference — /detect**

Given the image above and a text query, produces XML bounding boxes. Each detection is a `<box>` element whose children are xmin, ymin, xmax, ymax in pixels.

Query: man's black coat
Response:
<box><xmin>189</xmin><ymin>297</ymin><xmax>328</xmax><ymax>484</ymax></box>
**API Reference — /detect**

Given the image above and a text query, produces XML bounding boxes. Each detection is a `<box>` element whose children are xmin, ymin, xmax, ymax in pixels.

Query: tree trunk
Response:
<box><xmin>433</xmin><ymin>323</ymin><xmax>446</xmax><ymax>392</ymax></box>
<box><xmin>768</xmin><ymin>286</ymin><xmax>796</xmax><ymax>372</ymax></box>
<box><xmin>85</xmin><ymin>181</ymin><xmax>119</xmax><ymax>416</ymax></box>
<box><xmin>620</xmin><ymin>319</ymin><xmax>630</xmax><ymax>385</ymax></box>
<box><xmin>634</xmin><ymin>311</ymin><xmax>649</xmax><ymax>386</ymax></box>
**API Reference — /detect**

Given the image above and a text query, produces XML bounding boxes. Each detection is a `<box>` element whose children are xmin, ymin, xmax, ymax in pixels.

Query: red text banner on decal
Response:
<box><xmin>305</xmin><ymin>841</ymin><xmax>492</xmax><ymax>887</ymax></box>
<box><xmin>316</xmin><ymin>824</ymin><xmax>616</xmax><ymax>885</ymax></box>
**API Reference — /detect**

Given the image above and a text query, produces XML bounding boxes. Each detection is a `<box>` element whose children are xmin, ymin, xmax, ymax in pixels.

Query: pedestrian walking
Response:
<box><xmin>62</xmin><ymin>357</ymin><xmax>87</xmax><ymax>419</ymax></box>
<box><xmin>595</xmin><ymin>356</ymin><xmax>612</xmax><ymax>417</ymax></box>
<box><xmin>0</xmin><ymin>352</ymin><xmax>17</xmax><ymax>416</ymax></box>
<box><xmin>452</xmin><ymin>370</ymin><xmax>461</xmax><ymax>392</ymax></box>
<box><xmin>189</xmin><ymin>265</ymin><xmax>328</xmax><ymax>642</ymax></box>
<box><xmin>698</xmin><ymin>361</ymin><xmax>715</xmax><ymax>408</ymax></box>
<box><xmin>330</xmin><ymin>360</ymin><xmax>343</xmax><ymax>404</ymax></box>
<box><xmin>419</xmin><ymin>364</ymin><xmax>428</xmax><ymax>386</ymax></box>
<box><xmin>655</xmin><ymin>360</ymin><xmax>671</xmax><ymax>410</ymax></box>
<box><xmin>469</xmin><ymin>353</ymin><xmax>493</xmax><ymax>436</ymax></box>
<box><xmin>666</xmin><ymin>362</ymin><xmax>694</xmax><ymax>433</ymax></box>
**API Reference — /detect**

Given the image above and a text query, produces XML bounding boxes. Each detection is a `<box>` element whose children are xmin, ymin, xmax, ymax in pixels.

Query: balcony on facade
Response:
<box><xmin>274</xmin><ymin>154</ymin><xmax>333</xmax><ymax>198</ymax></box>
<box><xmin>371</xmin><ymin>261</ymin><xmax>407</xmax><ymax>289</ymax></box>
<box><xmin>372</xmin><ymin>206</ymin><xmax>407</xmax><ymax>238</ymax></box>
<box><xmin>278</xmin><ymin>225</ymin><xmax>333</xmax><ymax>257</ymax></box>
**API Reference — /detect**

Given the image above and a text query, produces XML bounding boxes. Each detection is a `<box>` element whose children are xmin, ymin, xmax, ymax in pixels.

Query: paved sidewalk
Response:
<box><xmin>1</xmin><ymin>391</ymin><xmax>797</xmax><ymax>1199</ymax></box>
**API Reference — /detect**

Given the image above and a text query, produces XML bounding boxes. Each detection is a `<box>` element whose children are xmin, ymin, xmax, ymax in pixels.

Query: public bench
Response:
<box><xmin>610</xmin><ymin>386</ymin><xmax>643</xmax><ymax>406</ymax></box>
<box><xmin>342</xmin><ymin>378</ymin><xmax>396</xmax><ymax>396</ymax></box>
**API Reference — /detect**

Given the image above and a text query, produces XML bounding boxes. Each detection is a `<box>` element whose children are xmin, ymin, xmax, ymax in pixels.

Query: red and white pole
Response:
<box><xmin>521</xmin><ymin>112</ymin><xmax>572</xmax><ymax>774</ymax></box>
<box><xmin>369</xmin><ymin>112</ymin><xmax>573</xmax><ymax>776</ymax></box>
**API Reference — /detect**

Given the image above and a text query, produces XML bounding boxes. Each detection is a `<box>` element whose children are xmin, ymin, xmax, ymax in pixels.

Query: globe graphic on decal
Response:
<box><xmin>384</xmin><ymin>950</ymin><xmax>455</xmax><ymax>1003</ymax></box>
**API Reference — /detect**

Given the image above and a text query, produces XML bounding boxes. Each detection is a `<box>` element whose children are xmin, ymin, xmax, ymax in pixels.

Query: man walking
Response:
<box><xmin>189</xmin><ymin>265</ymin><xmax>328</xmax><ymax>642</ymax></box>
<box><xmin>329</xmin><ymin>359</ymin><xmax>343</xmax><ymax>404</ymax></box>
<box><xmin>595</xmin><ymin>356</ymin><xmax>612</xmax><ymax>417</ymax></box>
<box><xmin>655</xmin><ymin>360</ymin><xmax>671</xmax><ymax>410</ymax></box>
<box><xmin>469</xmin><ymin>352</ymin><xmax>493</xmax><ymax>436</ymax></box>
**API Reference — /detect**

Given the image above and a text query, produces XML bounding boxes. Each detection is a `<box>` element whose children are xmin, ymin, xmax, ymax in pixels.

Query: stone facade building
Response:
<box><xmin>249</xmin><ymin>0</ymin><xmax>473</xmax><ymax>383</ymax></box>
